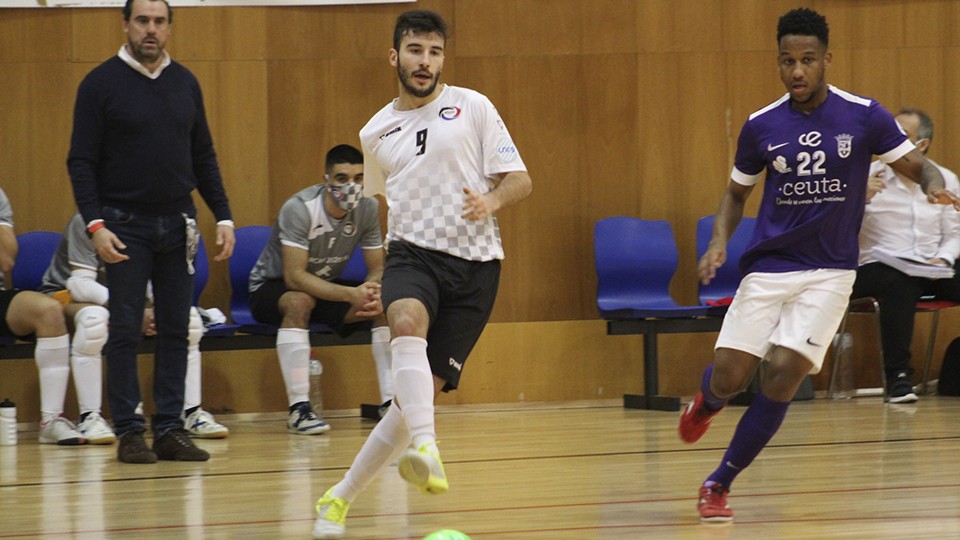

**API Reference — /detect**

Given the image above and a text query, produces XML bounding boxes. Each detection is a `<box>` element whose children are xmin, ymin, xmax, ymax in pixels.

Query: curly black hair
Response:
<box><xmin>777</xmin><ymin>8</ymin><xmax>828</xmax><ymax>47</ymax></box>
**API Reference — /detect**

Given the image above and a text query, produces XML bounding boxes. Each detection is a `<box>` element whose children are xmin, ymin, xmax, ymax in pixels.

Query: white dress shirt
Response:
<box><xmin>859</xmin><ymin>158</ymin><xmax>960</xmax><ymax>266</ymax></box>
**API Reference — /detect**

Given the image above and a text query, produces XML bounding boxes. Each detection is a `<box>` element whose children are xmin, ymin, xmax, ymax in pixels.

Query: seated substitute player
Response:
<box><xmin>680</xmin><ymin>8</ymin><xmax>960</xmax><ymax>523</ymax></box>
<box><xmin>248</xmin><ymin>144</ymin><xmax>388</xmax><ymax>436</ymax></box>
<box><xmin>0</xmin><ymin>186</ymin><xmax>82</xmax><ymax>445</ymax></box>
<box><xmin>40</xmin><ymin>212</ymin><xmax>230</xmax><ymax>439</ymax></box>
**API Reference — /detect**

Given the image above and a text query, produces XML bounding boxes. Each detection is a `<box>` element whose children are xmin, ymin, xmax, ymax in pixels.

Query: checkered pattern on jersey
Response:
<box><xmin>388</xmin><ymin>167</ymin><xmax>503</xmax><ymax>262</ymax></box>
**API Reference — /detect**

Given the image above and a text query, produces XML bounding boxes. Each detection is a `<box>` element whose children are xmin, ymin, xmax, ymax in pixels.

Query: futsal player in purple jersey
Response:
<box><xmin>677</xmin><ymin>7</ymin><xmax>960</xmax><ymax>523</ymax></box>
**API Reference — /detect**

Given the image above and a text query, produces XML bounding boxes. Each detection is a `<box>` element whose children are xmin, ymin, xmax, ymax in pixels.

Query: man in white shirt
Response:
<box><xmin>854</xmin><ymin>108</ymin><xmax>960</xmax><ymax>403</ymax></box>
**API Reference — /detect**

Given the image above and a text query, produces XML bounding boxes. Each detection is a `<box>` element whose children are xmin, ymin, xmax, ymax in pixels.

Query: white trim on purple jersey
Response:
<box><xmin>731</xmin><ymin>85</ymin><xmax>913</xmax><ymax>275</ymax></box>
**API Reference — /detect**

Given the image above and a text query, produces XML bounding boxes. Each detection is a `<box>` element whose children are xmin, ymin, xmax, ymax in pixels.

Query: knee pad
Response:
<box><xmin>188</xmin><ymin>307</ymin><xmax>203</xmax><ymax>347</ymax></box>
<box><xmin>73</xmin><ymin>305</ymin><xmax>109</xmax><ymax>357</ymax></box>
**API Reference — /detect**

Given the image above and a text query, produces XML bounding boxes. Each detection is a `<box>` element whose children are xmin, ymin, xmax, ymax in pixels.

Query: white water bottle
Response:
<box><xmin>309</xmin><ymin>352</ymin><xmax>324</xmax><ymax>418</ymax></box>
<box><xmin>0</xmin><ymin>398</ymin><xmax>17</xmax><ymax>446</ymax></box>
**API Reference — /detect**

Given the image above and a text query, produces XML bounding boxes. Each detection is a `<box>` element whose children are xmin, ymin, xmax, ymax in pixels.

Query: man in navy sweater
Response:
<box><xmin>67</xmin><ymin>0</ymin><xmax>235</xmax><ymax>464</ymax></box>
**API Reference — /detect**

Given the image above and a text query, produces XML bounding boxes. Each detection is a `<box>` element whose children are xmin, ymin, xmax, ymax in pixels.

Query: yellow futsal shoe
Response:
<box><xmin>398</xmin><ymin>442</ymin><xmax>448</xmax><ymax>495</ymax></box>
<box><xmin>312</xmin><ymin>487</ymin><xmax>350</xmax><ymax>539</ymax></box>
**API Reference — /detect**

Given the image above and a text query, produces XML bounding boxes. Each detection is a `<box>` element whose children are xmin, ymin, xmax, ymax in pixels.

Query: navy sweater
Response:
<box><xmin>68</xmin><ymin>55</ymin><xmax>231</xmax><ymax>225</ymax></box>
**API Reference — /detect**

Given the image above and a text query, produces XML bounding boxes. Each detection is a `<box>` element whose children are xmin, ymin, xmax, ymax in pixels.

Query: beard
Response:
<box><xmin>128</xmin><ymin>37</ymin><xmax>162</xmax><ymax>65</ymax></box>
<box><xmin>398</xmin><ymin>65</ymin><xmax>440</xmax><ymax>99</ymax></box>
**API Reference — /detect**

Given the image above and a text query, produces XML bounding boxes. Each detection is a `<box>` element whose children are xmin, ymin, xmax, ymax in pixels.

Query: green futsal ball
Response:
<box><xmin>423</xmin><ymin>530</ymin><xmax>472</xmax><ymax>540</ymax></box>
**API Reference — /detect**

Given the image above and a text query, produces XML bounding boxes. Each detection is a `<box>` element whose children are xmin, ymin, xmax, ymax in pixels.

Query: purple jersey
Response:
<box><xmin>733</xmin><ymin>85</ymin><xmax>913</xmax><ymax>275</ymax></box>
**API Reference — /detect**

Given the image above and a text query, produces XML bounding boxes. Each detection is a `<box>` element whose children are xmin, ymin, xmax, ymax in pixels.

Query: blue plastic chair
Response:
<box><xmin>595</xmin><ymin>217</ymin><xmax>722</xmax><ymax>410</ymax></box>
<box><xmin>193</xmin><ymin>235</ymin><xmax>240</xmax><ymax>337</ymax></box>
<box><xmin>12</xmin><ymin>231</ymin><xmax>62</xmax><ymax>292</ymax></box>
<box><xmin>594</xmin><ymin>217</ymin><xmax>710</xmax><ymax>319</ymax></box>
<box><xmin>229</xmin><ymin>225</ymin><xmax>372</xmax><ymax>335</ymax></box>
<box><xmin>229</xmin><ymin>225</ymin><xmax>275</xmax><ymax>333</ymax></box>
<box><xmin>695</xmin><ymin>215</ymin><xmax>757</xmax><ymax>306</ymax></box>
<box><xmin>338</xmin><ymin>244</ymin><xmax>368</xmax><ymax>285</ymax></box>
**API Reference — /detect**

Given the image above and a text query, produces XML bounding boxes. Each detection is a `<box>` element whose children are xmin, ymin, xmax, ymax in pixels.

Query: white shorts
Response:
<box><xmin>715</xmin><ymin>269</ymin><xmax>855</xmax><ymax>374</ymax></box>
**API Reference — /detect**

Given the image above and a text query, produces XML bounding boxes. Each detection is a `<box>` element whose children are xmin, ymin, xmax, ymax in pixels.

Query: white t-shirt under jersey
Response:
<box><xmin>360</xmin><ymin>84</ymin><xmax>526</xmax><ymax>262</ymax></box>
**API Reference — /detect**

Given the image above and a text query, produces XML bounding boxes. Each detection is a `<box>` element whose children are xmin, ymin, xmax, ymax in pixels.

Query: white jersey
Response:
<box><xmin>360</xmin><ymin>84</ymin><xmax>526</xmax><ymax>261</ymax></box>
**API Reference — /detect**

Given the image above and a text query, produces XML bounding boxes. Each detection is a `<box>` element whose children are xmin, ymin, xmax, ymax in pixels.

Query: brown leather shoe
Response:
<box><xmin>117</xmin><ymin>429</ymin><xmax>158</xmax><ymax>464</ymax></box>
<box><xmin>153</xmin><ymin>428</ymin><xmax>210</xmax><ymax>461</ymax></box>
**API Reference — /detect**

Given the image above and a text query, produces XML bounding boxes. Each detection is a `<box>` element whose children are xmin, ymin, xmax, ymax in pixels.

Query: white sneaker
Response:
<box><xmin>77</xmin><ymin>412</ymin><xmax>116</xmax><ymax>445</ymax></box>
<box><xmin>39</xmin><ymin>416</ymin><xmax>86</xmax><ymax>446</ymax></box>
<box><xmin>287</xmin><ymin>402</ymin><xmax>330</xmax><ymax>435</ymax></box>
<box><xmin>184</xmin><ymin>408</ymin><xmax>230</xmax><ymax>439</ymax></box>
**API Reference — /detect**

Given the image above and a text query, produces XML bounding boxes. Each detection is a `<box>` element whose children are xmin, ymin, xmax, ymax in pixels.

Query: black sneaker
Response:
<box><xmin>888</xmin><ymin>373</ymin><xmax>919</xmax><ymax>404</ymax></box>
<box><xmin>378</xmin><ymin>399</ymin><xmax>392</xmax><ymax>419</ymax></box>
<box><xmin>117</xmin><ymin>429</ymin><xmax>158</xmax><ymax>464</ymax></box>
<box><xmin>153</xmin><ymin>428</ymin><xmax>211</xmax><ymax>461</ymax></box>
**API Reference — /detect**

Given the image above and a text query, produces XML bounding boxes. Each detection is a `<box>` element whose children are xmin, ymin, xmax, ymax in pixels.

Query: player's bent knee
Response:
<box><xmin>73</xmin><ymin>305</ymin><xmax>110</xmax><ymax>356</ymax></box>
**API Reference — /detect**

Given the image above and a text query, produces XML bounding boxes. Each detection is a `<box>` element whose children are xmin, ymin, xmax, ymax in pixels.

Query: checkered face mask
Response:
<box><xmin>328</xmin><ymin>181</ymin><xmax>363</xmax><ymax>211</ymax></box>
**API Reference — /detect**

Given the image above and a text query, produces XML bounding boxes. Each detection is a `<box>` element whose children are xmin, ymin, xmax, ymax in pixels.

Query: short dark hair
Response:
<box><xmin>898</xmin><ymin>108</ymin><xmax>934</xmax><ymax>142</ymax></box>
<box><xmin>123</xmin><ymin>0</ymin><xmax>173</xmax><ymax>24</ymax></box>
<box><xmin>393</xmin><ymin>10</ymin><xmax>448</xmax><ymax>51</ymax></box>
<box><xmin>325</xmin><ymin>144</ymin><xmax>363</xmax><ymax>173</ymax></box>
<box><xmin>777</xmin><ymin>8</ymin><xmax>828</xmax><ymax>47</ymax></box>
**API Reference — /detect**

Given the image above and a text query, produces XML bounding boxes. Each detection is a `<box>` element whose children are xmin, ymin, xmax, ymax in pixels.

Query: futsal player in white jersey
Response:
<box><xmin>0</xmin><ymin>187</ymin><xmax>81</xmax><ymax>445</ymax></box>
<box><xmin>40</xmin><ymin>213</ymin><xmax>230</xmax><ymax>441</ymax></box>
<box><xmin>678</xmin><ymin>8</ymin><xmax>960</xmax><ymax>523</ymax></box>
<box><xmin>312</xmin><ymin>10</ymin><xmax>532</xmax><ymax>539</ymax></box>
<box><xmin>248</xmin><ymin>144</ymin><xmax>387</xmax><ymax>436</ymax></box>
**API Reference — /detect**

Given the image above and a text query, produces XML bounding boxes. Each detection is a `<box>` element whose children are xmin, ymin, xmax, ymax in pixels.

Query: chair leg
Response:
<box><xmin>828</xmin><ymin>310</ymin><xmax>851</xmax><ymax>398</ymax></box>
<box><xmin>872</xmin><ymin>307</ymin><xmax>888</xmax><ymax>402</ymax></box>
<box><xmin>919</xmin><ymin>310</ymin><xmax>941</xmax><ymax>396</ymax></box>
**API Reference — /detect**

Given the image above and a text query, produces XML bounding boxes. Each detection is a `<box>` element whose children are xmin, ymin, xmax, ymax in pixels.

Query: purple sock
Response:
<box><xmin>706</xmin><ymin>391</ymin><xmax>789</xmax><ymax>488</ymax></box>
<box><xmin>701</xmin><ymin>364</ymin><xmax>726</xmax><ymax>411</ymax></box>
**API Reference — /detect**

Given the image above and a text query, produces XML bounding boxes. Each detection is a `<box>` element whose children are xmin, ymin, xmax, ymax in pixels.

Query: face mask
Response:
<box><xmin>328</xmin><ymin>181</ymin><xmax>363</xmax><ymax>212</ymax></box>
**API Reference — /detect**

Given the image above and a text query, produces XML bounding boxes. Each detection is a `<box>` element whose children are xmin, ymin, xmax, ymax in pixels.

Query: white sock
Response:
<box><xmin>36</xmin><ymin>335</ymin><xmax>71</xmax><ymax>423</ymax></box>
<box><xmin>277</xmin><ymin>328</ymin><xmax>311</xmax><ymax>407</ymax></box>
<box><xmin>371</xmin><ymin>326</ymin><xmax>393</xmax><ymax>403</ymax></box>
<box><xmin>333</xmin><ymin>403</ymin><xmax>410</xmax><ymax>502</ymax></box>
<box><xmin>391</xmin><ymin>336</ymin><xmax>435</xmax><ymax>449</ymax></box>
<box><xmin>184</xmin><ymin>344</ymin><xmax>201</xmax><ymax>412</ymax></box>
<box><xmin>70</xmin><ymin>352</ymin><xmax>102</xmax><ymax>416</ymax></box>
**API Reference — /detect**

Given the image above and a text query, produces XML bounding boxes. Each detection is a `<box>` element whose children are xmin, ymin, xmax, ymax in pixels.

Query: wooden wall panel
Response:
<box><xmin>0</xmin><ymin>63</ymin><xmax>31</xmax><ymax>217</ymax></box>
<box><xmin>171</xmin><ymin>7</ymin><xmax>268</xmax><ymax>61</ymax></box>
<box><xmin>943</xmin><ymin>48</ymin><xmax>960</xmax><ymax>175</ymax></box>
<box><xmin>579</xmin><ymin>0</ymin><xmax>638</xmax><ymax>56</ymax></box>
<box><xmin>3</xmin><ymin>1</ymin><xmax>960</xmax><ymax>410</ymax></box>
<box><xmin>0</xmin><ymin>10</ymin><xmax>70</xmax><ymax>62</ymax></box>
<box><xmin>901</xmin><ymin>0</ymin><xmax>955</xmax><ymax>48</ymax></box>
<box><xmin>636</xmin><ymin>0</ymin><xmax>724</xmax><ymax>53</ymax></box>
<box><xmin>70</xmin><ymin>8</ymin><xmax>122</xmax><ymax>62</ymax></box>
<box><xmin>721</xmin><ymin>0</ymin><xmax>799</xmax><ymax>52</ymax></box>
<box><xmin>820</xmin><ymin>0</ymin><xmax>904</xmax><ymax>50</ymax></box>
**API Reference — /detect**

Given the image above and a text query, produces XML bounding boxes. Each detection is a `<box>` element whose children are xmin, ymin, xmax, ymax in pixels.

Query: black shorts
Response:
<box><xmin>382</xmin><ymin>241</ymin><xmax>501</xmax><ymax>391</ymax></box>
<box><xmin>249</xmin><ymin>279</ymin><xmax>366</xmax><ymax>338</ymax></box>
<box><xmin>0</xmin><ymin>288</ymin><xmax>34</xmax><ymax>340</ymax></box>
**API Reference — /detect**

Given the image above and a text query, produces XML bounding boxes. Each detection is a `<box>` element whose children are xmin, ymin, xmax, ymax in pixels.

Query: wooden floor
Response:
<box><xmin>2</xmin><ymin>396</ymin><xmax>960</xmax><ymax>539</ymax></box>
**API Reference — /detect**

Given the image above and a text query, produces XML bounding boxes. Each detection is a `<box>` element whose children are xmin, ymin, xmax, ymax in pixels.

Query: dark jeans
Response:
<box><xmin>852</xmin><ymin>261</ymin><xmax>960</xmax><ymax>379</ymax></box>
<box><xmin>102</xmin><ymin>207</ymin><xmax>193</xmax><ymax>436</ymax></box>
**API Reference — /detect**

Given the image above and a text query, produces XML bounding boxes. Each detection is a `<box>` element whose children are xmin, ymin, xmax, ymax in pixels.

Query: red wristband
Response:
<box><xmin>87</xmin><ymin>221</ymin><xmax>105</xmax><ymax>236</ymax></box>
